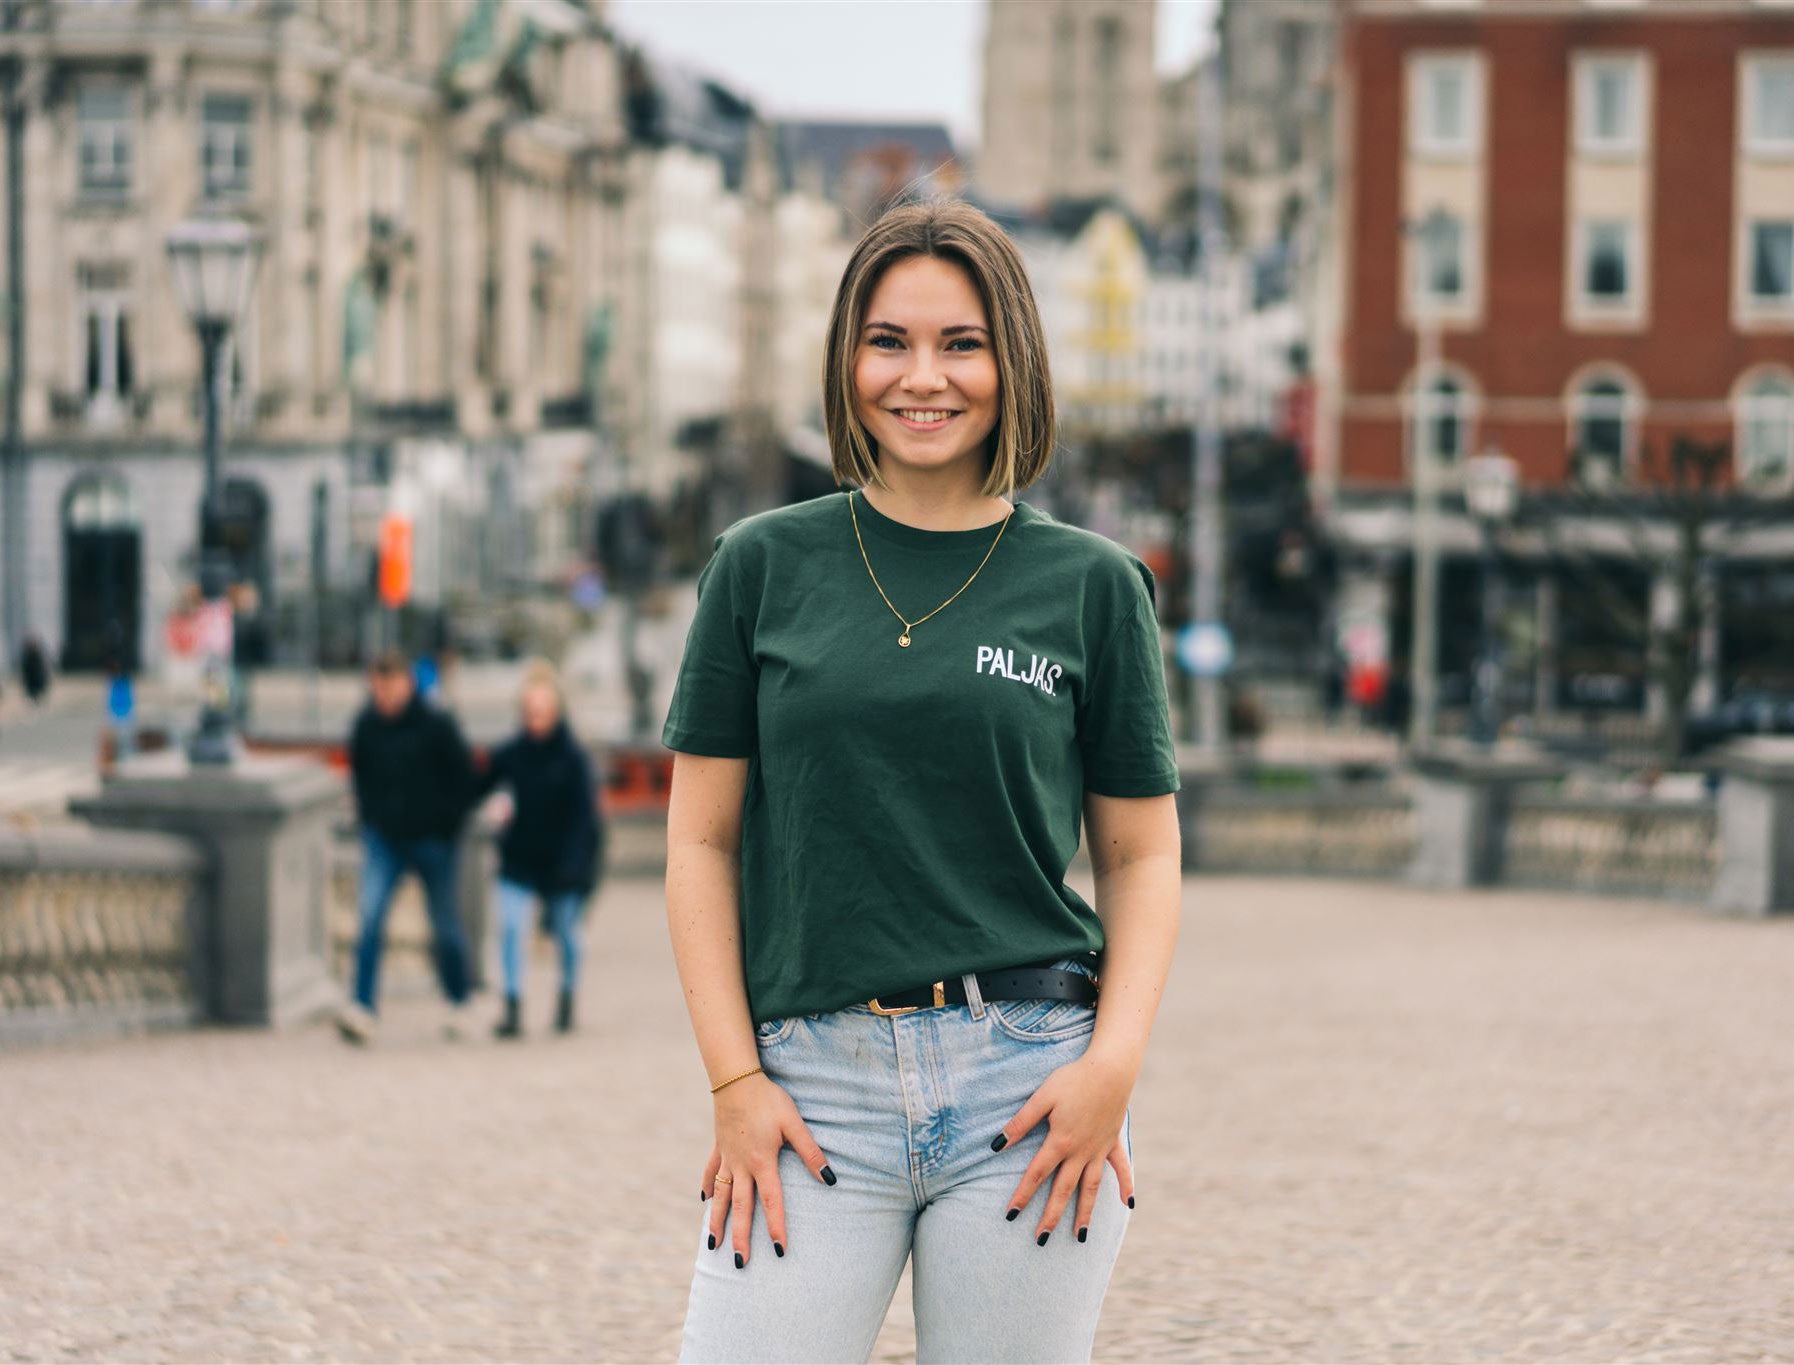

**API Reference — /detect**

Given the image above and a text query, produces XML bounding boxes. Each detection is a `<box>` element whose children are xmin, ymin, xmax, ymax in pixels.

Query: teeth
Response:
<box><xmin>899</xmin><ymin>410</ymin><xmax>954</xmax><ymax>422</ymax></box>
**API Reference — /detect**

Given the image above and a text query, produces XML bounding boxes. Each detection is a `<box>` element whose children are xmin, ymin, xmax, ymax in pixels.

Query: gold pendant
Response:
<box><xmin>899</xmin><ymin>631</ymin><xmax>912</xmax><ymax>648</ymax></box>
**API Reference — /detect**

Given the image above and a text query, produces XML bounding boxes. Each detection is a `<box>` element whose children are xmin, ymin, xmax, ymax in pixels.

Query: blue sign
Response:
<box><xmin>1176</xmin><ymin>622</ymin><xmax>1233</xmax><ymax>678</ymax></box>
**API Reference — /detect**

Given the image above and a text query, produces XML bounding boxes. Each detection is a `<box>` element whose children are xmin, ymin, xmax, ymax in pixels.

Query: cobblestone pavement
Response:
<box><xmin>5</xmin><ymin>874</ymin><xmax>1794</xmax><ymax>1363</ymax></box>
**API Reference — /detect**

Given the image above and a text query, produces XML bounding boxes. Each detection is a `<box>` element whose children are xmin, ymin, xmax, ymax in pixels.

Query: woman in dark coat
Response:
<box><xmin>475</xmin><ymin>660</ymin><xmax>604</xmax><ymax>1038</ymax></box>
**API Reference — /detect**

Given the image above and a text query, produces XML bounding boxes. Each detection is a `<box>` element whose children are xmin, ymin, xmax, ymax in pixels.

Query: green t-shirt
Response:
<box><xmin>661</xmin><ymin>487</ymin><xmax>1181</xmax><ymax>1023</ymax></box>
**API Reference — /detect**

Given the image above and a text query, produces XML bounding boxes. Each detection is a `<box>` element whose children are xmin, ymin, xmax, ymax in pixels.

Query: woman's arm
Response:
<box><xmin>665</xmin><ymin>751</ymin><xmax>757</xmax><ymax>1077</ymax></box>
<box><xmin>1082</xmin><ymin>789</ymin><xmax>1183</xmax><ymax>1085</ymax></box>
<box><xmin>991</xmin><ymin>788</ymin><xmax>1181</xmax><ymax>1245</ymax></box>
<box><xmin>666</xmin><ymin>750</ymin><xmax>836</xmax><ymax>1269</ymax></box>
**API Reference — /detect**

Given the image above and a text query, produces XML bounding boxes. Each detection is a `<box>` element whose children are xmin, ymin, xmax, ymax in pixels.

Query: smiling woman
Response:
<box><xmin>663</xmin><ymin>199</ymin><xmax>1183</xmax><ymax>1364</ymax></box>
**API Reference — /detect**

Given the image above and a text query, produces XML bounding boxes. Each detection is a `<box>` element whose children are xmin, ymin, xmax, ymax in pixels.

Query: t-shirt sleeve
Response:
<box><xmin>1076</xmin><ymin>561</ymin><xmax>1182</xmax><ymax>798</ymax></box>
<box><xmin>661</xmin><ymin>533</ymin><xmax>759</xmax><ymax>758</ymax></box>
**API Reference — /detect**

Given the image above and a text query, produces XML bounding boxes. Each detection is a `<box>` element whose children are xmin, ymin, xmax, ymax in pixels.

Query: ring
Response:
<box><xmin>713</xmin><ymin>1175</ymin><xmax>733</xmax><ymax>1185</ymax></box>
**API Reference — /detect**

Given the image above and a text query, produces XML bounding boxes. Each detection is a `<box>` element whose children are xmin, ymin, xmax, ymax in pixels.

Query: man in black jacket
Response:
<box><xmin>336</xmin><ymin>650</ymin><xmax>478</xmax><ymax>1044</ymax></box>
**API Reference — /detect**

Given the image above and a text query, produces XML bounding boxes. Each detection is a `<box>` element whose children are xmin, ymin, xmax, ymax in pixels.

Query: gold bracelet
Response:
<box><xmin>710</xmin><ymin>1064</ymin><xmax>763</xmax><ymax>1095</ymax></box>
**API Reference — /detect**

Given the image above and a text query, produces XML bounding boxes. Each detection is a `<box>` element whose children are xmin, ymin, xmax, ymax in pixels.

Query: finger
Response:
<box><xmin>701</xmin><ymin>1147</ymin><xmax>721</xmax><ymax>1201</ymax></box>
<box><xmin>758</xmin><ymin>1162</ymin><xmax>789</xmax><ymax>1258</ymax></box>
<box><xmin>1108</xmin><ymin>1137</ymin><xmax>1136</xmax><ymax>1209</ymax></box>
<box><xmin>785</xmin><ymin>1119</ymin><xmax>837</xmax><ymax>1187</ymax></box>
<box><xmin>1035</xmin><ymin>1160</ymin><xmax>1084</xmax><ymax>1243</ymax></box>
<box><xmin>706</xmin><ymin>1173</ymin><xmax>732</xmax><ymax>1251</ymax></box>
<box><xmin>1004</xmin><ymin>1144</ymin><xmax>1062</xmax><ymax>1224</ymax></box>
<box><xmin>990</xmin><ymin>1087</ymin><xmax>1053</xmax><ymax>1154</ymax></box>
<box><xmin>731</xmin><ymin>1171</ymin><xmax>758</xmax><ymax>1268</ymax></box>
<box><xmin>1073</xmin><ymin>1162</ymin><xmax>1105</xmax><ymax>1243</ymax></box>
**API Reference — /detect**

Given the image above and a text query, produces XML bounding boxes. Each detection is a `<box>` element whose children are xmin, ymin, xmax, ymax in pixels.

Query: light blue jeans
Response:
<box><xmin>494</xmin><ymin>878</ymin><xmax>587</xmax><ymax>999</ymax></box>
<box><xmin>677</xmin><ymin>956</ymin><xmax>1134</xmax><ymax>1363</ymax></box>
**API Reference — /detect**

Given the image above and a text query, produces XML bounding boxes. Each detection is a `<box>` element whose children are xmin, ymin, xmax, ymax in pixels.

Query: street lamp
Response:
<box><xmin>166</xmin><ymin>214</ymin><xmax>262</xmax><ymax>765</ymax></box>
<box><xmin>1465</xmin><ymin>448</ymin><xmax>1520</xmax><ymax>747</ymax></box>
<box><xmin>1403</xmin><ymin>206</ymin><xmax>1456</xmax><ymax>749</ymax></box>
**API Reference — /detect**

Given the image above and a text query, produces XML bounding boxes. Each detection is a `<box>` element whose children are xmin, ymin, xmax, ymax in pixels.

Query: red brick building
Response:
<box><xmin>1326</xmin><ymin>0</ymin><xmax>1794</xmax><ymax>721</ymax></box>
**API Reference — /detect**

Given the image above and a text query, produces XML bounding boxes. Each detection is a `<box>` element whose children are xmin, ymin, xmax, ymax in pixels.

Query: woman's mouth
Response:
<box><xmin>891</xmin><ymin>408</ymin><xmax>960</xmax><ymax>432</ymax></box>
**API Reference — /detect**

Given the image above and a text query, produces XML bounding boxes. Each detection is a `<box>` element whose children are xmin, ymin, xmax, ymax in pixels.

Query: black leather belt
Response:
<box><xmin>866</xmin><ymin>958</ymin><xmax>1100</xmax><ymax>1016</ymax></box>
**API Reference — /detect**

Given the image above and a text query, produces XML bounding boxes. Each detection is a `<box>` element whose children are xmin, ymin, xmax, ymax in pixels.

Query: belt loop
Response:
<box><xmin>962</xmin><ymin>971</ymin><xmax>985</xmax><ymax>1020</ymax></box>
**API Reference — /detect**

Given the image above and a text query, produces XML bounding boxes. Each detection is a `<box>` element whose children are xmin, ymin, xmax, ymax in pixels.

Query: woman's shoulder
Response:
<box><xmin>1014</xmin><ymin>503</ymin><xmax>1157</xmax><ymax>601</ymax></box>
<box><xmin>706</xmin><ymin>492</ymin><xmax>853</xmax><ymax>581</ymax></box>
<box><xmin>716</xmin><ymin>492</ymin><xmax>848</xmax><ymax>550</ymax></box>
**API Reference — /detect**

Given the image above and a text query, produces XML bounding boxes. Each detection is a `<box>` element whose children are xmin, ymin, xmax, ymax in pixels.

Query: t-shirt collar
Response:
<box><xmin>847</xmin><ymin>487</ymin><xmax>1032</xmax><ymax>551</ymax></box>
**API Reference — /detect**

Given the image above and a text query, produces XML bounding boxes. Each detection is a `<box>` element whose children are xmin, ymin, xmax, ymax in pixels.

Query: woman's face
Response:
<box><xmin>853</xmin><ymin>255</ymin><xmax>1000</xmax><ymax>485</ymax></box>
<box><xmin>521</xmin><ymin>682</ymin><xmax>560</xmax><ymax>739</ymax></box>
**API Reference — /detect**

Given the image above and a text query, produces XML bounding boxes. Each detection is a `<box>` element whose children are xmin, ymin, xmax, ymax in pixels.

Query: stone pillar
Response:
<box><xmin>1407</xmin><ymin>743</ymin><xmax>1560</xmax><ymax>889</ymax></box>
<box><xmin>71</xmin><ymin>753</ymin><xmax>345</xmax><ymax>1026</ymax></box>
<box><xmin>1713</xmin><ymin>739</ymin><xmax>1794</xmax><ymax>916</ymax></box>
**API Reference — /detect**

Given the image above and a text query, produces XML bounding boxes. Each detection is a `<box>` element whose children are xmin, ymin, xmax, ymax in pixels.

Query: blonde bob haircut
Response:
<box><xmin>822</xmin><ymin>198</ymin><xmax>1056</xmax><ymax>499</ymax></box>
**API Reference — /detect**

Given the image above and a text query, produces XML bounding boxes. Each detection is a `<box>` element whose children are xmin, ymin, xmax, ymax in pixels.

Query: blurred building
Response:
<box><xmin>1328</xmin><ymin>0</ymin><xmax>1794</xmax><ymax>721</ymax></box>
<box><xmin>978</xmin><ymin>0</ymin><xmax>1167</xmax><ymax>224</ymax></box>
<box><xmin>0</xmin><ymin>0</ymin><xmax>852</xmax><ymax>674</ymax></box>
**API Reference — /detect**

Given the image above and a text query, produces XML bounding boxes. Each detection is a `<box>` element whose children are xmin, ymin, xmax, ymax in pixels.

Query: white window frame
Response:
<box><xmin>1567</xmin><ymin>369</ymin><xmax>1641</xmax><ymax>485</ymax></box>
<box><xmin>1407</xmin><ymin>54</ymin><xmax>1484</xmax><ymax>159</ymax></box>
<box><xmin>1407</xmin><ymin>366</ymin><xmax>1476</xmax><ymax>470</ymax></box>
<box><xmin>77</xmin><ymin>285</ymin><xmax>134</xmax><ymax>428</ymax></box>
<box><xmin>1743</xmin><ymin>55</ymin><xmax>1794</xmax><ymax>159</ymax></box>
<box><xmin>1743</xmin><ymin>218</ymin><xmax>1794</xmax><ymax>317</ymax></box>
<box><xmin>1574</xmin><ymin>218</ymin><xmax>1641</xmax><ymax>319</ymax></box>
<box><xmin>200</xmin><ymin>92</ymin><xmax>254</xmax><ymax>201</ymax></box>
<box><xmin>1407</xmin><ymin>210</ymin><xmax>1469</xmax><ymax>312</ymax></box>
<box><xmin>1735</xmin><ymin>369</ymin><xmax>1794</xmax><ymax>490</ymax></box>
<box><xmin>1574</xmin><ymin>53</ymin><xmax>1646</xmax><ymax>158</ymax></box>
<box><xmin>76</xmin><ymin>86</ymin><xmax>133</xmax><ymax>197</ymax></box>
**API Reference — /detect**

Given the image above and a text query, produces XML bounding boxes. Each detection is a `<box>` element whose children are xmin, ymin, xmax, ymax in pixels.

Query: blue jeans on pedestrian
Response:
<box><xmin>495</xmin><ymin>877</ymin><xmax>587</xmax><ymax>999</ymax></box>
<box><xmin>677</xmin><ymin>956</ymin><xmax>1133</xmax><ymax>1364</ymax></box>
<box><xmin>353</xmin><ymin>827</ymin><xmax>471</xmax><ymax>1012</ymax></box>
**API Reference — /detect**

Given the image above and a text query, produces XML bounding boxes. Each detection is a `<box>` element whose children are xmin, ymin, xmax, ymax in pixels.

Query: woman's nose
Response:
<box><xmin>904</xmin><ymin>351</ymin><xmax>947</xmax><ymax>393</ymax></box>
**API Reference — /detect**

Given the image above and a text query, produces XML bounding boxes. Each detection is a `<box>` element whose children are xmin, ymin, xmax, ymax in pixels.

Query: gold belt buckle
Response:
<box><xmin>868</xmin><ymin>980</ymin><xmax>947</xmax><ymax>1016</ymax></box>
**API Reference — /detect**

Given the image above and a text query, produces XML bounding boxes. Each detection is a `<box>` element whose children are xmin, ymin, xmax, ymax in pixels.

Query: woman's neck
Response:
<box><xmin>859</xmin><ymin>466</ymin><xmax>1011</xmax><ymax>532</ymax></box>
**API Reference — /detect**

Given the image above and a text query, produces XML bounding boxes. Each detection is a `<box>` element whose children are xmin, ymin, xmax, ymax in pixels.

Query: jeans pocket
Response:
<box><xmin>986</xmin><ymin>955</ymin><xmax>1099</xmax><ymax>1042</ymax></box>
<box><xmin>753</xmin><ymin>1015</ymin><xmax>798</xmax><ymax>1047</ymax></box>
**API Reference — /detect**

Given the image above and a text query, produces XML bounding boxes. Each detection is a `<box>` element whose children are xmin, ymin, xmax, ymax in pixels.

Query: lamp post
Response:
<box><xmin>166</xmin><ymin>215</ymin><xmax>262</xmax><ymax>765</ymax></box>
<box><xmin>1403</xmin><ymin>207</ymin><xmax>1454</xmax><ymax>750</ymax></box>
<box><xmin>1465</xmin><ymin>449</ymin><xmax>1519</xmax><ymax>747</ymax></box>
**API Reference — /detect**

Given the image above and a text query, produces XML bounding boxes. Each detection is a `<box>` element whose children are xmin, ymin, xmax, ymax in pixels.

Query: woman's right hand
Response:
<box><xmin>701</xmin><ymin>1074</ymin><xmax>836</xmax><ymax>1267</ymax></box>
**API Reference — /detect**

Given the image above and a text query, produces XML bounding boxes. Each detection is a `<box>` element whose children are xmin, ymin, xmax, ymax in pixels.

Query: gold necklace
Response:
<box><xmin>849</xmin><ymin>489</ymin><xmax>1013</xmax><ymax>648</ymax></box>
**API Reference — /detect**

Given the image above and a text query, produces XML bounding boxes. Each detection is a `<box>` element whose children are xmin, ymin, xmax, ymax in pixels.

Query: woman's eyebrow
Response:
<box><xmin>863</xmin><ymin>321</ymin><xmax>990</xmax><ymax>336</ymax></box>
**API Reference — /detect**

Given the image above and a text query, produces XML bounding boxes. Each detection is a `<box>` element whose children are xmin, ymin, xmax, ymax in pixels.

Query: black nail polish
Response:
<box><xmin>1127</xmin><ymin>1195</ymin><xmax>1135</xmax><ymax>1209</ymax></box>
<box><xmin>707</xmin><ymin>1234</ymin><xmax>716</xmax><ymax>1250</ymax></box>
<box><xmin>1078</xmin><ymin>1227</ymin><xmax>1088</xmax><ymax>1243</ymax></box>
<box><xmin>774</xmin><ymin>1241</ymin><xmax>785</xmax><ymax>1258</ymax></box>
<box><xmin>990</xmin><ymin>1134</ymin><xmax>1008</xmax><ymax>1152</ymax></box>
<box><xmin>1037</xmin><ymin>1231</ymin><xmax>1050</xmax><ymax>1247</ymax></box>
<box><xmin>1005</xmin><ymin>1208</ymin><xmax>1019</xmax><ymax>1222</ymax></box>
<box><xmin>700</xmin><ymin>1190</ymin><xmax>706</xmax><ymax>1201</ymax></box>
<box><xmin>820</xmin><ymin>1165</ymin><xmax>837</xmax><ymax>1186</ymax></box>
<box><xmin>734</xmin><ymin>1252</ymin><xmax>744</xmax><ymax>1269</ymax></box>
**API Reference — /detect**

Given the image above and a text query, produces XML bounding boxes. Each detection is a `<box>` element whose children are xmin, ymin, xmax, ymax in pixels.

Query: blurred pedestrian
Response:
<box><xmin>19</xmin><ymin>632</ymin><xmax>49</xmax><ymax>706</ymax></box>
<box><xmin>336</xmin><ymin>649</ymin><xmax>478</xmax><ymax>1045</ymax></box>
<box><xmin>472</xmin><ymin>659</ymin><xmax>604</xmax><ymax>1039</ymax></box>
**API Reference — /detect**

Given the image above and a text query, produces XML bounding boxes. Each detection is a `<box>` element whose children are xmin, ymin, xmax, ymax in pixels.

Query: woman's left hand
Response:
<box><xmin>992</xmin><ymin>1051</ymin><xmax>1137</xmax><ymax>1244</ymax></box>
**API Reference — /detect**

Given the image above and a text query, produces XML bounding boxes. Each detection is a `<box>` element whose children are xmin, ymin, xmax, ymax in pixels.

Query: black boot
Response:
<box><xmin>555</xmin><ymin>989</ymin><xmax>575</xmax><ymax>1034</ymax></box>
<box><xmin>493</xmin><ymin>995</ymin><xmax>522</xmax><ymax>1040</ymax></box>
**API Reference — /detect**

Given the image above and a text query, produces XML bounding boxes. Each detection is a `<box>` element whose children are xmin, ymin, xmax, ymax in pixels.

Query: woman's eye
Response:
<box><xmin>868</xmin><ymin>334</ymin><xmax>901</xmax><ymax>350</ymax></box>
<box><xmin>947</xmin><ymin>338</ymin><xmax>983</xmax><ymax>352</ymax></box>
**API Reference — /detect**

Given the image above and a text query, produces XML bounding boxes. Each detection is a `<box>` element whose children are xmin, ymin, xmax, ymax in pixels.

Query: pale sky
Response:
<box><xmin>606</xmin><ymin>0</ymin><xmax>1222</xmax><ymax>153</ymax></box>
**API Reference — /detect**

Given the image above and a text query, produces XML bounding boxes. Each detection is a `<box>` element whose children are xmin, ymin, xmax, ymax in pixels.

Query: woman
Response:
<box><xmin>662</xmin><ymin>199</ymin><xmax>1182</xmax><ymax>1362</ymax></box>
<box><xmin>475</xmin><ymin>660</ymin><xmax>603</xmax><ymax>1039</ymax></box>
